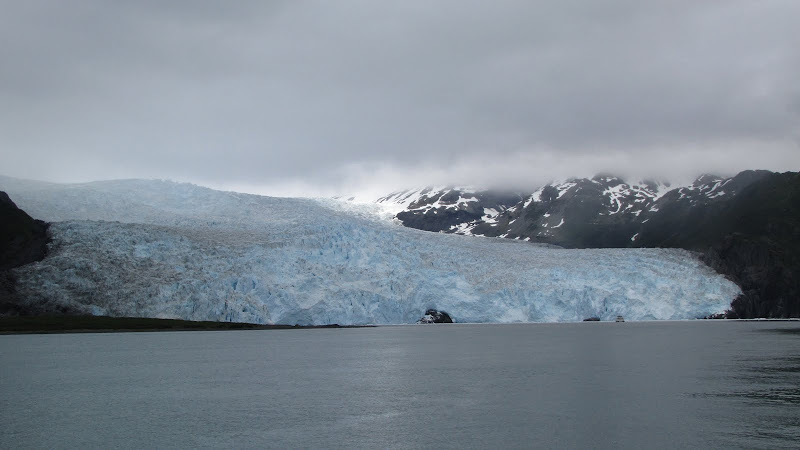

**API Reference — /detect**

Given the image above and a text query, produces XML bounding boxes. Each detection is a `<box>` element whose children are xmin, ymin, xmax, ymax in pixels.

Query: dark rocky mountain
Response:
<box><xmin>375</xmin><ymin>170</ymin><xmax>799</xmax><ymax>318</ymax></box>
<box><xmin>0</xmin><ymin>191</ymin><xmax>50</xmax><ymax>314</ymax></box>
<box><xmin>643</xmin><ymin>171</ymin><xmax>799</xmax><ymax>318</ymax></box>
<box><xmin>473</xmin><ymin>175</ymin><xmax>671</xmax><ymax>248</ymax></box>
<box><xmin>375</xmin><ymin>187</ymin><xmax>523</xmax><ymax>233</ymax></box>
<box><xmin>635</xmin><ymin>170</ymin><xmax>774</xmax><ymax>248</ymax></box>
<box><xmin>383</xmin><ymin>176</ymin><xmax>673</xmax><ymax>247</ymax></box>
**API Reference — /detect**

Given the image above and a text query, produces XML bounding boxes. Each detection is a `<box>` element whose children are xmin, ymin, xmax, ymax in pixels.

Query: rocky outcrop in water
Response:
<box><xmin>416</xmin><ymin>309</ymin><xmax>454</xmax><ymax>324</ymax></box>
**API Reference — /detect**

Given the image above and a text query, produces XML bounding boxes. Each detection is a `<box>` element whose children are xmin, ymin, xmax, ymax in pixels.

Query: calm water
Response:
<box><xmin>1</xmin><ymin>321</ymin><xmax>799</xmax><ymax>449</ymax></box>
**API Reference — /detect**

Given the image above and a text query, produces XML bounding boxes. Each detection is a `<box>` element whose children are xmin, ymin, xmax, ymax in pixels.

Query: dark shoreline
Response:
<box><xmin>3</xmin><ymin>316</ymin><xmax>798</xmax><ymax>335</ymax></box>
<box><xmin>0</xmin><ymin>315</ymin><xmax>369</xmax><ymax>335</ymax></box>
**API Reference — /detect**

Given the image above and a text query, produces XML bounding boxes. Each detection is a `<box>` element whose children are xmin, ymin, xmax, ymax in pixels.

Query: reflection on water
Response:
<box><xmin>729</xmin><ymin>356</ymin><xmax>800</xmax><ymax>404</ymax></box>
<box><xmin>733</xmin><ymin>386</ymin><xmax>800</xmax><ymax>405</ymax></box>
<box><xmin>697</xmin><ymin>329</ymin><xmax>800</xmax><ymax>448</ymax></box>
<box><xmin>768</xmin><ymin>328</ymin><xmax>800</xmax><ymax>335</ymax></box>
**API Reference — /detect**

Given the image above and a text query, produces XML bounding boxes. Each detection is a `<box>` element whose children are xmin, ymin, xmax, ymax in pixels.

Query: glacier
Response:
<box><xmin>0</xmin><ymin>176</ymin><xmax>741</xmax><ymax>325</ymax></box>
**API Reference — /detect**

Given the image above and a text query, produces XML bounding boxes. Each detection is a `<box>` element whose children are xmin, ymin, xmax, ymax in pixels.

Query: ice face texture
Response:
<box><xmin>2</xmin><ymin>178</ymin><xmax>741</xmax><ymax>324</ymax></box>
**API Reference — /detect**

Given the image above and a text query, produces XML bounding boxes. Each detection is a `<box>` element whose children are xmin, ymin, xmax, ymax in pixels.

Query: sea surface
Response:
<box><xmin>1</xmin><ymin>321</ymin><xmax>799</xmax><ymax>449</ymax></box>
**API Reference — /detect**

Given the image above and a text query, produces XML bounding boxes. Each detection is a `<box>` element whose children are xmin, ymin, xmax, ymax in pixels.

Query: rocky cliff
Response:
<box><xmin>0</xmin><ymin>191</ymin><xmax>50</xmax><ymax>314</ymax></box>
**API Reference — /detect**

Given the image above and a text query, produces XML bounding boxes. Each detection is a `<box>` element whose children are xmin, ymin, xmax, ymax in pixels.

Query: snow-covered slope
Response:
<box><xmin>339</xmin><ymin>186</ymin><xmax>524</xmax><ymax>234</ymax></box>
<box><xmin>0</xmin><ymin>176</ymin><xmax>740</xmax><ymax>324</ymax></box>
<box><xmin>346</xmin><ymin>177</ymin><xmax>676</xmax><ymax>242</ymax></box>
<box><xmin>362</xmin><ymin>172</ymin><xmax>772</xmax><ymax>249</ymax></box>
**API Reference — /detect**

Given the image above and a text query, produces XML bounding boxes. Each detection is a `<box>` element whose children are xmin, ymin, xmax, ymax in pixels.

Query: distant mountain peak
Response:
<box><xmin>356</xmin><ymin>171</ymin><xmax>779</xmax><ymax>250</ymax></box>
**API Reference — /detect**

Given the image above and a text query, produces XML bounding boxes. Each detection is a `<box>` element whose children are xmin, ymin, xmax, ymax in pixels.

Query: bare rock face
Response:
<box><xmin>393</xmin><ymin>188</ymin><xmax>523</xmax><ymax>234</ymax></box>
<box><xmin>1</xmin><ymin>191</ymin><xmax>50</xmax><ymax>314</ymax></box>
<box><xmin>417</xmin><ymin>309</ymin><xmax>454</xmax><ymax>324</ymax></box>
<box><xmin>1</xmin><ymin>191</ymin><xmax>49</xmax><ymax>270</ymax></box>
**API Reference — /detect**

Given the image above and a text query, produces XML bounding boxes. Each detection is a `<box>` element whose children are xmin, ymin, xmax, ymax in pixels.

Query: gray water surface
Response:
<box><xmin>2</xmin><ymin>321</ymin><xmax>799</xmax><ymax>449</ymax></box>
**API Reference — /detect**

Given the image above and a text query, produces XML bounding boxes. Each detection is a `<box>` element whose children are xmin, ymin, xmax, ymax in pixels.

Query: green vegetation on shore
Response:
<box><xmin>0</xmin><ymin>315</ymin><xmax>354</xmax><ymax>334</ymax></box>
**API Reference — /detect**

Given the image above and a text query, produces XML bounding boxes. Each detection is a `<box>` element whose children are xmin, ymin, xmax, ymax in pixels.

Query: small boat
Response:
<box><xmin>615</xmin><ymin>315</ymin><xmax>625</xmax><ymax>322</ymax></box>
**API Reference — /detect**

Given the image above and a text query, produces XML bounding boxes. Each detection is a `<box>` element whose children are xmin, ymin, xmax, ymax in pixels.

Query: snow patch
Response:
<box><xmin>555</xmin><ymin>182</ymin><xmax>577</xmax><ymax>199</ymax></box>
<box><xmin>524</xmin><ymin>186</ymin><xmax>545</xmax><ymax>208</ymax></box>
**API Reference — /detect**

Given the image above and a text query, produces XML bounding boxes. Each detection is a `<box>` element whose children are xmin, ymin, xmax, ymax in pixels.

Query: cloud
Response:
<box><xmin>1</xmin><ymin>0</ymin><xmax>799</xmax><ymax>195</ymax></box>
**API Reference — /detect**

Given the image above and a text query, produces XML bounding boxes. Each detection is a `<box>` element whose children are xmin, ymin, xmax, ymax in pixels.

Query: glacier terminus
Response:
<box><xmin>1</xmin><ymin>177</ymin><xmax>741</xmax><ymax>325</ymax></box>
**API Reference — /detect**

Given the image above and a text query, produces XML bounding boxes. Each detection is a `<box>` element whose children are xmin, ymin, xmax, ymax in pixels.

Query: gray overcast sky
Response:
<box><xmin>1</xmin><ymin>0</ymin><xmax>799</xmax><ymax>196</ymax></box>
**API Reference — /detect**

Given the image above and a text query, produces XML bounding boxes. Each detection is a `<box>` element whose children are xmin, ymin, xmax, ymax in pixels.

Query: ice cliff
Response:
<box><xmin>0</xmin><ymin>177</ymin><xmax>741</xmax><ymax>324</ymax></box>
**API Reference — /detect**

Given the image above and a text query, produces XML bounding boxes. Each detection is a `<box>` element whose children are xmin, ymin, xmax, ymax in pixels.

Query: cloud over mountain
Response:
<box><xmin>2</xmin><ymin>1</ymin><xmax>798</xmax><ymax>194</ymax></box>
